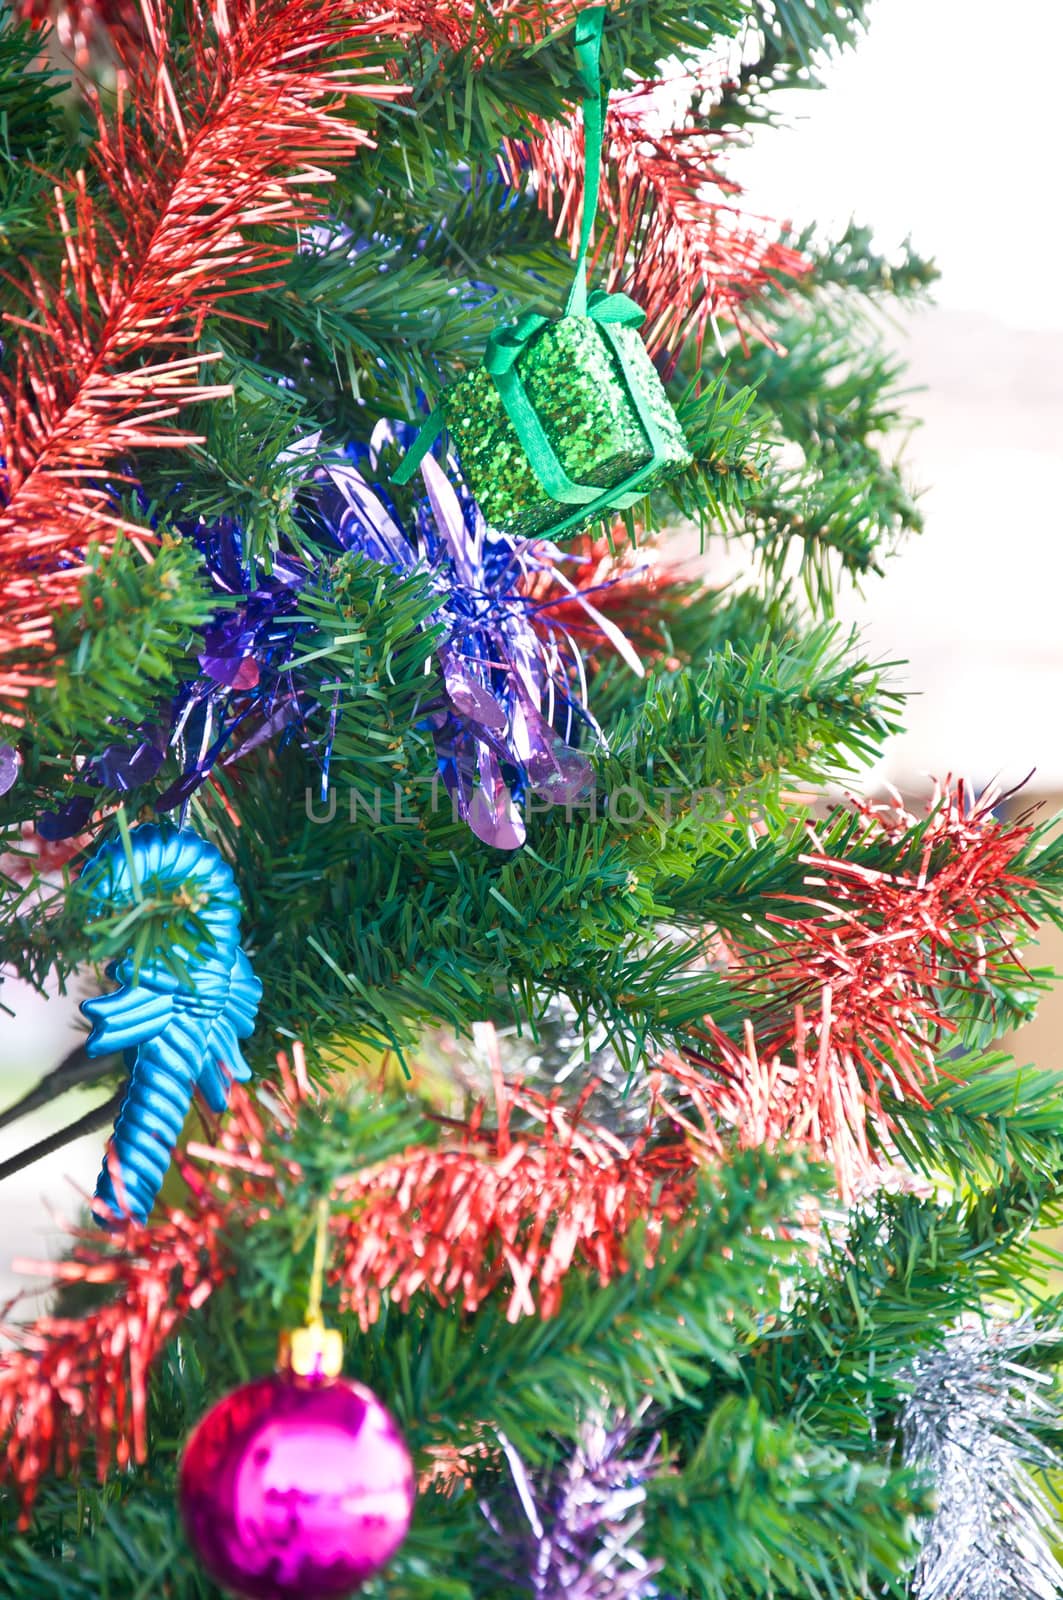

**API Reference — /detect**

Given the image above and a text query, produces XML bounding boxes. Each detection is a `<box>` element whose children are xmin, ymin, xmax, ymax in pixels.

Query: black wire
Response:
<box><xmin>0</xmin><ymin>1041</ymin><xmax>118</xmax><ymax>1133</ymax></box>
<box><xmin>0</xmin><ymin>1089</ymin><xmax>123</xmax><ymax>1184</ymax></box>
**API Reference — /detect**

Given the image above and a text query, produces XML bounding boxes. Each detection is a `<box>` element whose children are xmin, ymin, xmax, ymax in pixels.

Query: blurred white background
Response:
<box><xmin>733</xmin><ymin>0</ymin><xmax>1063</xmax><ymax>789</ymax></box>
<box><xmin>3</xmin><ymin>0</ymin><xmax>1063</xmax><ymax>1299</ymax></box>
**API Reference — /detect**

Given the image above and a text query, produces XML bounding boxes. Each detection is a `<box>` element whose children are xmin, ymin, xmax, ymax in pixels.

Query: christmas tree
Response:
<box><xmin>2</xmin><ymin>0</ymin><xmax>1063</xmax><ymax>1595</ymax></box>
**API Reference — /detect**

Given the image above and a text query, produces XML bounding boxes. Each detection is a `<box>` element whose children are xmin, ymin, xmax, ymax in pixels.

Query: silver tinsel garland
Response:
<box><xmin>490</xmin><ymin>1408</ymin><xmax>665</xmax><ymax>1600</ymax></box>
<box><xmin>901</xmin><ymin>1322</ymin><xmax>1063</xmax><ymax>1600</ymax></box>
<box><xmin>492</xmin><ymin>1003</ymin><xmax>652</xmax><ymax>1139</ymax></box>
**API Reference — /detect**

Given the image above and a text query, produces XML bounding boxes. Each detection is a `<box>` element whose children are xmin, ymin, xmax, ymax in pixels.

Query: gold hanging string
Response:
<box><xmin>278</xmin><ymin>1194</ymin><xmax>344</xmax><ymax>1380</ymax></box>
<box><xmin>305</xmin><ymin>1194</ymin><xmax>331</xmax><ymax>1329</ymax></box>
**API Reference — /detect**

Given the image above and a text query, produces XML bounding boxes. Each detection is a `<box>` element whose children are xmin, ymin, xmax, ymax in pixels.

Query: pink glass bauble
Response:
<box><xmin>178</xmin><ymin>1372</ymin><xmax>415</xmax><ymax>1600</ymax></box>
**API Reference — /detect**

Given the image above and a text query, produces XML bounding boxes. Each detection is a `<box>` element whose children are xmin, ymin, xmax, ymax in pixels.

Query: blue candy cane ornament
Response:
<box><xmin>80</xmin><ymin>825</ymin><xmax>261</xmax><ymax>1225</ymax></box>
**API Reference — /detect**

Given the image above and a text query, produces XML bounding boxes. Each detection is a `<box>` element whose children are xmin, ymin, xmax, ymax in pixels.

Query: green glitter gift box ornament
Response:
<box><xmin>393</xmin><ymin>6</ymin><xmax>692</xmax><ymax>540</ymax></box>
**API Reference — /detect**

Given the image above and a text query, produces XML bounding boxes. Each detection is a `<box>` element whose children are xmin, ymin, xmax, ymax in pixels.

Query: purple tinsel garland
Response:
<box><xmin>486</xmin><ymin>1409</ymin><xmax>667</xmax><ymax>1599</ymax></box>
<box><xmin>36</xmin><ymin>423</ymin><xmax>643</xmax><ymax>850</ymax></box>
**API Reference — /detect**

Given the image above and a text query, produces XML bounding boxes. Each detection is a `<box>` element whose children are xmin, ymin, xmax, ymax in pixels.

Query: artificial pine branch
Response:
<box><xmin>3</xmin><ymin>0</ymin><xmax>604</xmax><ymax>725</ymax></box>
<box><xmin>788</xmin><ymin>219</ymin><xmax>938</xmax><ymax>304</ymax></box>
<box><xmin>0</xmin><ymin>10</ymin><xmax>74</xmax><ymax>288</ymax></box>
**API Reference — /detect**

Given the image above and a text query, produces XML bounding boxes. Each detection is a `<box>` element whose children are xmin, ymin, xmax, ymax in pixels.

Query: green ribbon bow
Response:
<box><xmin>477</xmin><ymin>288</ymin><xmax>649</xmax><ymax>508</ymax></box>
<box><xmin>394</xmin><ymin>6</ymin><xmax>667</xmax><ymax>520</ymax></box>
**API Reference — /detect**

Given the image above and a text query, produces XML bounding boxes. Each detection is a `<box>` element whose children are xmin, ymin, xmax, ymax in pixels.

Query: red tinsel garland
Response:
<box><xmin>0</xmin><ymin>0</ymin><xmax>408</xmax><ymax>721</ymax></box>
<box><xmin>679</xmin><ymin>782</ymin><xmax>1039</xmax><ymax>1193</ymax></box>
<box><xmin>331</xmin><ymin>1081</ymin><xmax>700</xmax><ymax>1326</ymax></box>
<box><xmin>0</xmin><ymin>1203</ymin><xmax>227</xmax><ymax>1524</ymax></box>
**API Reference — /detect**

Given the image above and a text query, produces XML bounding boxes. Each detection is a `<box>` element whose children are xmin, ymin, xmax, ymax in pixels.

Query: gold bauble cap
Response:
<box><xmin>277</xmin><ymin>1318</ymin><xmax>344</xmax><ymax>1381</ymax></box>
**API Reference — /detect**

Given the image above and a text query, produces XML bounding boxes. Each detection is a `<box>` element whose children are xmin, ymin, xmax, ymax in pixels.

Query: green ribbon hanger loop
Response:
<box><xmin>473</xmin><ymin>7</ymin><xmax>655</xmax><ymax>515</ymax></box>
<box><xmin>563</xmin><ymin>5</ymin><xmax>607</xmax><ymax>320</ymax></box>
<box><xmin>395</xmin><ymin>8</ymin><xmax>614</xmax><ymax>499</ymax></box>
<box><xmin>396</xmin><ymin>3</ymin><xmax>670</xmax><ymax>529</ymax></box>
